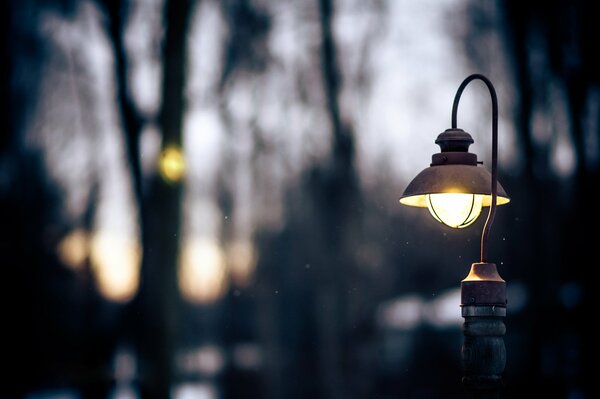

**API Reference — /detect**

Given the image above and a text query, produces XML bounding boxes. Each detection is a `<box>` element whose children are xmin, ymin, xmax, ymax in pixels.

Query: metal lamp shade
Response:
<box><xmin>399</xmin><ymin>164</ymin><xmax>510</xmax><ymax>208</ymax></box>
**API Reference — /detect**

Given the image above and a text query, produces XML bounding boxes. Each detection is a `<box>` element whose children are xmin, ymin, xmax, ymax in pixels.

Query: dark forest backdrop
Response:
<box><xmin>1</xmin><ymin>0</ymin><xmax>597</xmax><ymax>398</ymax></box>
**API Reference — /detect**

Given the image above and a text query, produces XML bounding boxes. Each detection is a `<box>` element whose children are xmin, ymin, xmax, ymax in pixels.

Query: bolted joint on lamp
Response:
<box><xmin>399</xmin><ymin>74</ymin><xmax>510</xmax><ymax>391</ymax></box>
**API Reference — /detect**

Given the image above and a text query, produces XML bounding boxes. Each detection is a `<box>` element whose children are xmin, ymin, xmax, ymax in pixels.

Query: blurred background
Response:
<box><xmin>1</xmin><ymin>0</ymin><xmax>597</xmax><ymax>398</ymax></box>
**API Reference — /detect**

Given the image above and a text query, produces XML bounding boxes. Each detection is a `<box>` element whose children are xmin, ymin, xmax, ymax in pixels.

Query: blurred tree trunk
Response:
<box><xmin>499</xmin><ymin>1</ymin><xmax>596</xmax><ymax>395</ymax></box>
<box><xmin>104</xmin><ymin>0</ymin><xmax>144</xmax><ymax>203</ymax></box>
<box><xmin>500</xmin><ymin>1</ymin><xmax>547</xmax><ymax>386</ymax></box>
<box><xmin>0</xmin><ymin>1</ymin><xmax>11</xmax><ymax>154</ymax></box>
<box><xmin>136</xmin><ymin>0</ymin><xmax>192</xmax><ymax>397</ymax></box>
<box><xmin>314</xmin><ymin>0</ymin><xmax>360</xmax><ymax>398</ymax></box>
<box><xmin>558</xmin><ymin>3</ymin><xmax>596</xmax><ymax>394</ymax></box>
<box><xmin>103</xmin><ymin>0</ymin><xmax>193</xmax><ymax>397</ymax></box>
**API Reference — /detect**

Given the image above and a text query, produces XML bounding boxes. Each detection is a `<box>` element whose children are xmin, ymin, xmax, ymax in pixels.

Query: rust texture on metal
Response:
<box><xmin>461</xmin><ymin>281</ymin><xmax>507</xmax><ymax>306</ymax></box>
<box><xmin>400</xmin><ymin>164</ymin><xmax>509</xmax><ymax>205</ymax></box>
<box><xmin>431</xmin><ymin>151</ymin><xmax>478</xmax><ymax>166</ymax></box>
<box><xmin>461</xmin><ymin>262</ymin><xmax>506</xmax><ymax>307</ymax></box>
<box><xmin>435</xmin><ymin>128</ymin><xmax>475</xmax><ymax>152</ymax></box>
<box><xmin>399</xmin><ymin>75</ymin><xmax>510</xmax><ymax>220</ymax></box>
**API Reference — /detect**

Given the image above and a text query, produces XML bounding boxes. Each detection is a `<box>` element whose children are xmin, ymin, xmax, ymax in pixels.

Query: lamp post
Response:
<box><xmin>399</xmin><ymin>74</ymin><xmax>510</xmax><ymax>393</ymax></box>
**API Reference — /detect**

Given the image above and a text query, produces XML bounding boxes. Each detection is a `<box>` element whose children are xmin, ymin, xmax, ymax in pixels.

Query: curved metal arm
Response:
<box><xmin>451</xmin><ymin>74</ymin><xmax>498</xmax><ymax>263</ymax></box>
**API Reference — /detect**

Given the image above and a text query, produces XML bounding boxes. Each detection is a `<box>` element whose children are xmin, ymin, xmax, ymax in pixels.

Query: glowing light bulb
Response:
<box><xmin>425</xmin><ymin>193</ymin><xmax>483</xmax><ymax>228</ymax></box>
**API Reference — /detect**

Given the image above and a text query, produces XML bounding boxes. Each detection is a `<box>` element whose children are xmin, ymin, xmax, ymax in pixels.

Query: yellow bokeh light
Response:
<box><xmin>426</xmin><ymin>193</ymin><xmax>483</xmax><ymax>228</ymax></box>
<box><xmin>179</xmin><ymin>237</ymin><xmax>228</xmax><ymax>304</ymax></box>
<box><xmin>227</xmin><ymin>240</ymin><xmax>257</xmax><ymax>287</ymax></box>
<box><xmin>58</xmin><ymin>228</ymin><xmax>89</xmax><ymax>270</ymax></box>
<box><xmin>159</xmin><ymin>146</ymin><xmax>186</xmax><ymax>182</ymax></box>
<box><xmin>90</xmin><ymin>231</ymin><xmax>141</xmax><ymax>302</ymax></box>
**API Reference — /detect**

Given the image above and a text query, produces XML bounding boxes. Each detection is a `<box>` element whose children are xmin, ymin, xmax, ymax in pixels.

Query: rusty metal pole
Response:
<box><xmin>452</xmin><ymin>75</ymin><xmax>507</xmax><ymax>394</ymax></box>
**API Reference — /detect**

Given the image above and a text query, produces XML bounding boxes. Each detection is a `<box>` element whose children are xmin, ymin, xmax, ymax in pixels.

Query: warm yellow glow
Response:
<box><xmin>159</xmin><ymin>146</ymin><xmax>186</xmax><ymax>182</ymax></box>
<box><xmin>399</xmin><ymin>194</ymin><xmax>510</xmax><ymax>208</ymax></box>
<box><xmin>227</xmin><ymin>240</ymin><xmax>257</xmax><ymax>287</ymax></box>
<box><xmin>90</xmin><ymin>231</ymin><xmax>141</xmax><ymax>302</ymax></box>
<box><xmin>58</xmin><ymin>229</ymin><xmax>89</xmax><ymax>270</ymax></box>
<box><xmin>463</xmin><ymin>263</ymin><xmax>505</xmax><ymax>282</ymax></box>
<box><xmin>426</xmin><ymin>193</ymin><xmax>483</xmax><ymax>228</ymax></box>
<box><xmin>179</xmin><ymin>237</ymin><xmax>228</xmax><ymax>304</ymax></box>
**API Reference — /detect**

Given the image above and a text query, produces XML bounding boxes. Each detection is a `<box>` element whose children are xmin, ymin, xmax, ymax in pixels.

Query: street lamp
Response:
<box><xmin>399</xmin><ymin>74</ymin><xmax>510</xmax><ymax>391</ymax></box>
